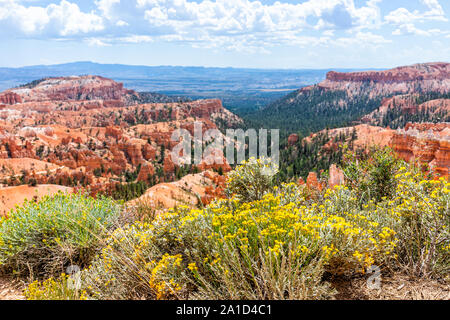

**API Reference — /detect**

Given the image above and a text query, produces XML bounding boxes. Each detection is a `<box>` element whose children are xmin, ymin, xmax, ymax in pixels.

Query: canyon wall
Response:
<box><xmin>391</xmin><ymin>123</ymin><xmax>449</xmax><ymax>176</ymax></box>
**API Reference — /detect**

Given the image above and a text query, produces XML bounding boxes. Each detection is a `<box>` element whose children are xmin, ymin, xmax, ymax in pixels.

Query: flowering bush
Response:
<box><xmin>0</xmin><ymin>193</ymin><xmax>122</xmax><ymax>277</ymax></box>
<box><xmin>59</xmin><ymin>180</ymin><xmax>402</xmax><ymax>300</ymax></box>
<box><xmin>21</xmin><ymin>157</ymin><xmax>450</xmax><ymax>300</ymax></box>
<box><xmin>378</xmin><ymin>170</ymin><xmax>449</xmax><ymax>277</ymax></box>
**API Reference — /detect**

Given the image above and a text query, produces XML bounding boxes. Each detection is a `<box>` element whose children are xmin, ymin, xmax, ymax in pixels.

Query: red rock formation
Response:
<box><xmin>8</xmin><ymin>76</ymin><xmax>134</xmax><ymax>104</ymax></box>
<box><xmin>142</xmin><ymin>144</ymin><xmax>157</xmax><ymax>161</ymax></box>
<box><xmin>0</xmin><ymin>138</ymin><xmax>35</xmax><ymax>159</ymax></box>
<box><xmin>390</xmin><ymin>123</ymin><xmax>450</xmax><ymax>176</ymax></box>
<box><xmin>0</xmin><ymin>75</ymin><xmax>244</xmax><ymax>202</ymax></box>
<box><xmin>200</xmin><ymin>170</ymin><xmax>228</xmax><ymax>206</ymax></box>
<box><xmin>301</xmin><ymin>62</ymin><xmax>450</xmax><ymax>97</ymax></box>
<box><xmin>363</xmin><ymin>95</ymin><xmax>449</xmax><ymax>125</ymax></box>
<box><xmin>0</xmin><ymin>92</ymin><xmax>22</xmax><ymax>105</ymax></box>
<box><xmin>137</xmin><ymin>162</ymin><xmax>155</xmax><ymax>182</ymax></box>
<box><xmin>110</xmin><ymin>145</ymin><xmax>128</xmax><ymax>173</ymax></box>
<box><xmin>306</xmin><ymin>172</ymin><xmax>323</xmax><ymax>191</ymax></box>
<box><xmin>118</xmin><ymin>139</ymin><xmax>146</xmax><ymax>166</ymax></box>
<box><xmin>327</xmin><ymin>62</ymin><xmax>450</xmax><ymax>83</ymax></box>
<box><xmin>328</xmin><ymin>164</ymin><xmax>345</xmax><ymax>188</ymax></box>
<box><xmin>129</xmin><ymin>171</ymin><xmax>225</xmax><ymax>212</ymax></box>
<box><xmin>105</xmin><ymin>126</ymin><xmax>123</xmax><ymax>140</ymax></box>
<box><xmin>103</xmin><ymin>100</ymin><xmax>125</xmax><ymax>108</ymax></box>
<box><xmin>288</xmin><ymin>134</ymin><xmax>299</xmax><ymax>146</ymax></box>
<box><xmin>197</xmin><ymin>148</ymin><xmax>232</xmax><ymax>173</ymax></box>
<box><xmin>189</xmin><ymin>99</ymin><xmax>224</xmax><ymax>118</ymax></box>
<box><xmin>163</xmin><ymin>152</ymin><xmax>175</xmax><ymax>175</ymax></box>
<box><xmin>303</xmin><ymin>123</ymin><xmax>448</xmax><ymax>179</ymax></box>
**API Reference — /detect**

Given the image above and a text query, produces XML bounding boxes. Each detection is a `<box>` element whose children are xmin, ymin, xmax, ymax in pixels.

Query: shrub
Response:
<box><xmin>23</xmin><ymin>165</ymin><xmax>449</xmax><ymax>300</ymax></box>
<box><xmin>125</xmin><ymin>196</ymin><xmax>157</xmax><ymax>222</ymax></box>
<box><xmin>0</xmin><ymin>193</ymin><xmax>122</xmax><ymax>278</ymax></box>
<box><xmin>342</xmin><ymin>147</ymin><xmax>403</xmax><ymax>204</ymax></box>
<box><xmin>226</xmin><ymin>157</ymin><xmax>278</xmax><ymax>202</ymax></box>
<box><xmin>379</xmin><ymin>170</ymin><xmax>449</xmax><ymax>277</ymax></box>
<box><xmin>72</xmin><ymin>182</ymin><xmax>398</xmax><ymax>300</ymax></box>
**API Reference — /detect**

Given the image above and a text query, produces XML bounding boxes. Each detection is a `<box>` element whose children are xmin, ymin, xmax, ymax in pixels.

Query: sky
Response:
<box><xmin>0</xmin><ymin>0</ymin><xmax>449</xmax><ymax>69</ymax></box>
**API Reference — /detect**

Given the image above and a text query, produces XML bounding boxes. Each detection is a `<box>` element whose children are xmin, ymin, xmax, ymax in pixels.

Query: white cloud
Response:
<box><xmin>95</xmin><ymin>0</ymin><xmax>120</xmax><ymax>20</ymax></box>
<box><xmin>115</xmin><ymin>20</ymin><xmax>128</xmax><ymax>27</ymax></box>
<box><xmin>47</xmin><ymin>1</ymin><xmax>104</xmax><ymax>36</ymax></box>
<box><xmin>335</xmin><ymin>31</ymin><xmax>391</xmax><ymax>46</ymax></box>
<box><xmin>93</xmin><ymin>0</ymin><xmax>386</xmax><ymax>50</ymax></box>
<box><xmin>421</xmin><ymin>0</ymin><xmax>446</xmax><ymax>18</ymax></box>
<box><xmin>386</xmin><ymin>0</ymin><xmax>447</xmax><ymax>24</ymax></box>
<box><xmin>392</xmin><ymin>23</ymin><xmax>431</xmax><ymax>36</ymax></box>
<box><xmin>385</xmin><ymin>0</ymin><xmax>447</xmax><ymax>36</ymax></box>
<box><xmin>0</xmin><ymin>0</ymin><xmax>104</xmax><ymax>36</ymax></box>
<box><xmin>85</xmin><ymin>37</ymin><xmax>110</xmax><ymax>46</ymax></box>
<box><xmin>0</xmin><ymin>0</ymin><xmax>445</xmax><ymax>52</ymax></box>
<box><xmin>121</xmin><ymin>34</ymin><xmax>153</xmax><ymax>43</ymax></box>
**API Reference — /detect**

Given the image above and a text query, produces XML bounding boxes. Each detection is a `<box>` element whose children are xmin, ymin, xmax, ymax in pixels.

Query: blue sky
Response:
<box><xmin>0</xmin><ymin>0</ymin><xmax>449</xmax><ymax>69</ymax></box>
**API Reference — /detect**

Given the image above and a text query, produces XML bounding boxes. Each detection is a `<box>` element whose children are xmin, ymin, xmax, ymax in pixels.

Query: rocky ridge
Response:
<box><xmin>302</xmin><ymin>122</ymin><xmax>449</xmax><ymax>179</ymax></box>
<box><xmin>316</xmin><ymin>62</ymin><xmax>450</xmax><ymax>97</ymax></box>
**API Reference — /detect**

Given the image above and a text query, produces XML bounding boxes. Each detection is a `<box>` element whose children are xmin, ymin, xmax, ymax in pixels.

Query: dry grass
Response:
<box><xmin>124</xmin><ymin>197</ymin><xmax>158</xmax><ymax>222</ymax></box>
<box><xmin>5</xmin><ymin>272</ymin><xmax>448</xmax><ymax>301</ymax></box>
<box><xmin>331</xmin><ymin>272</ymin><xmax>450</xmax><ymax>300</ymax></box>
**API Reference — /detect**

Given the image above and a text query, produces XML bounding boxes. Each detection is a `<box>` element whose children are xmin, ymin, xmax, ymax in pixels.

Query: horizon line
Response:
<box><xmin>0</xmin><ymin>60</ymin><xmax>392</xmax><ymax>71</ymax></box>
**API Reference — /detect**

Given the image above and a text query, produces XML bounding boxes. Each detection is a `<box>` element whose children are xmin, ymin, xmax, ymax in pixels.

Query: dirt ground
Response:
<box><xmin>0</xmin><ymin>277</ymin><xmax>25</xmax><ymax>300</ymax></box>
<box><xmin>1</xmin><ymin>273</ymin><xmax>448</xmax><ymax>301</ymax></box>
<box><xmin>331</xmin><ymin>272</ymin><xmax>450</xmax><ymax>300</ymax></box>
<box><xmin>0</xmin><ymin>184</ymin><xmax>73</xmax><ymax>216</ymax></box>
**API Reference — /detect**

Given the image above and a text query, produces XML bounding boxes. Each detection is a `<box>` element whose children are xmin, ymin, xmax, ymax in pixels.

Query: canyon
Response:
<box><xmin>0</xmin><ymin>76</ymin><xmax>240</xmax><ymax>215</ymax></box>
<box><xmin>318</xmin><ymin>64</ymin><xmax>449</xmax><ymax>176</ymax></box>
<box><xmin>299</xmin><ymin>122</ymin><xmax>449</xmax><ymax>185</ymax></box>
<box><xmin>280</xmin><ymin>63</ymin><xmax>449</xmax><ymax>184</ymax></box>
<box><xmin>256</xmin><ymin>62</ymin><xmax>449</xmax><ymax>138</ymax></box>
<box><xmin>0</xmin><ymin>63</ymin><xmax>449</xmax><ymax>215</ymax></box>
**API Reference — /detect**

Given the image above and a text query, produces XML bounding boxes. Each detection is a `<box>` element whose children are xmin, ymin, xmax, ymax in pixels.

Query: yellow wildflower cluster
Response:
<box><xmin>148</xmin><ymin>254</ymin><xmax>183</xmax><ymax>300</ymax></box>
<box><xmin>25</xmin><ymin>274</ymin><xmax>88</xmax><ymax>300</ymax></box>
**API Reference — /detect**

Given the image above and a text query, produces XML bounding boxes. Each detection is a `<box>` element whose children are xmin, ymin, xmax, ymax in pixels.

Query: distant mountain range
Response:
<box><xmin>0</xmin><ymin>61</ymin><xmax>361</xmax><ymax>112</ymax></box>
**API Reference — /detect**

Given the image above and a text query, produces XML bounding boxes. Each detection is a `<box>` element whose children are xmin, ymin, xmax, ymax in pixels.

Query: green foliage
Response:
<box><xmin>109</xmin><ymin>181</ymin><xmax>150</xmax><ymax>202</ymax></box>
<box><xmin>277</xmin><ymin>129</ymin><xmax>356</xmax><ymax>182</ymax></box>
<box><xmin>93</xmin><ymin>168</ymin><xmax>102</xmax><ymax>178</ymax></box>
<box><xmin>0</xmin><ymin>193</ymin><xmax>122</xmax><ymax>277</ymax></box>
<box><xmin>226</xmin><ymin>157</ymin><xmax>278</xmax><ymax>202</ymax></box>
<box><xmin>381</xmin><ymin>173</ymin><xmax>449</xmax><ymax>277</ymax></box>
<box><xmin>2</xmin><ymin>147</ymin><xmax>447</xmax><ymax>300</ymax></box>
<box><xmin>81</xmin><ymin>168</ymin><xmax>448</xmax><ymax>300</ymax></box>
<box><xmin>123</xmin><ymin>164</ymin><xmax>141</xmax><ymax>183</ymax></box>
<box><xmin>245</xmin><ymin>87</ymin><xmax>384</xmax><ymax>138</ymax></box>
<box><xmin>342</xmin><ymin>147</ymin><xmax>404</xmax><ymax>204</ymax></box>
<box><xmin>380</xmin><ymin>92</ymin><xmax>450</xmax><ymax>129</ymax></box>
